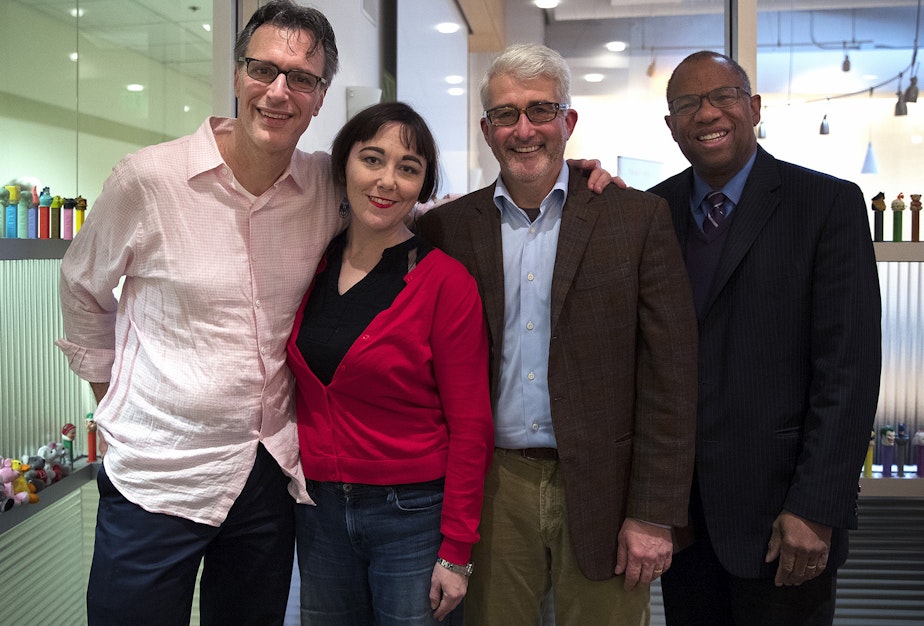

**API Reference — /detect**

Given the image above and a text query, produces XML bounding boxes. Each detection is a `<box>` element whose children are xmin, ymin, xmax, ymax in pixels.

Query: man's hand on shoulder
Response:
<box><xmin>765</xmin><ymin>510</ymin><xmax>832</xmax><ymax>586</ymax></box>
<box><xmin>566</xmin><ymin>158</ymin><xmax>629</xmax><ymax>194</ymax></box>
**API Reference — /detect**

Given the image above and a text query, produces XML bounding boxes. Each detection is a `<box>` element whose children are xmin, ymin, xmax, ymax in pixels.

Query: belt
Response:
<box><xmin>501</xmin><ymin>447</ymin><xmax>559</xmax><ymax>461</ymax></box>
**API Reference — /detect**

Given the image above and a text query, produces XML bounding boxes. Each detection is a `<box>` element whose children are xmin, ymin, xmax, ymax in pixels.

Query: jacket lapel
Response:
<box><xmin>703</xmin><ymin>146</ymin><xmax>781</xmax><ymax>315</ymax></box>
<box><xmin>550</xmin><ymin>172</ymin><xmax>599</xmax><ymax>331</ymax></box>
<box><xmin>466</xmin><ymin>188</ymin><xmax>507</xmax><ymax>345</ymax></box>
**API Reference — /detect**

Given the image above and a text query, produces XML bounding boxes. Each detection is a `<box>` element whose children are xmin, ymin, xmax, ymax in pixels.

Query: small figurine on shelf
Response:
<box><xmin>62</xmin><ymin>422</ymin><xmax>77</xmax><ymax>467</ymax></box>
<box><xmin>914</xmin><ymin>429</ymin><xmax>924</xmax><ymax>477</ymax></box>
<box><xmin>74</xmin><ymin>196</ymin><xmax>87</xmax><ymax>236</ymax></box>
<box><xmin>39</xmin><ymin>186</ymin><xmax>52</xmax><ymax>238</ymax></box>
<box><xmin>896</xmin><ymin>423</ymin><xmax>910</xmax><ymax>477</ymax></box>
<box><xmin>17</xmin><ymin>187</ymin><xmax>29</xmax><ymax>239</ymax></box>
<box><xmin>871</xmin><ymin>191</ymin><xmax>887</xmax><ymax>242</ymax></box>
<box><xmin>910</xmin><ymin>194</ymin><xmax>922</xmax><ymax>243</ymax></box>
<box><xmin>86</xmin><ymin>412</ymin><xmax>98</xmax><ymax>462</ymax></box>
<box><xmin>880</xmin><ymin>425</ymin><xmax>896</xmax><ymax>477</ymax></box>
<box><xmin>891</xmin><ymin>193</ymin><xmax>906</xmax><ymax>242</ymax></box>
<box><xmin>864</xmin><ymin>429</ymin><xmax>875</xmax><ymax>478</ymax></box>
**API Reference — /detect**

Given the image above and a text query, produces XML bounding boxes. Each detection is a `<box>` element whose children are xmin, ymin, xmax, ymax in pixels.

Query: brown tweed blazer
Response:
<box><xmin>418</xmin><ymin>165</ymin><xmax>698</xmax><ymax>580</ymax></box>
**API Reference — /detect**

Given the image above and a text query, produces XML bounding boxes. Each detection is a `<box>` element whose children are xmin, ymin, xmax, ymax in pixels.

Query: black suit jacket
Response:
<box><xmin>418</xmin><ymin>165</ymin><xmax>698</xmax><ymax>580</ymax></box>
<box><xmin>649</xmin><ymin>146</ymin><xmax>881</xmax><ymax>578</ymax></box>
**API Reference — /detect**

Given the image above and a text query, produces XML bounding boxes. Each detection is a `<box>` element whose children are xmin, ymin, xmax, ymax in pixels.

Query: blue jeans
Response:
<box><xmin>296</xmin><ymin>479</ymin><xmax>445</xmax><ymax>625</ymax></box>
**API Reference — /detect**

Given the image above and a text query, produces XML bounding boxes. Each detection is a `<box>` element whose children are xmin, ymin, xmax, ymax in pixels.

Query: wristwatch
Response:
<box><xmin>436</xmin><ymin>557</ymin><xmax>474</xmax><ymax>577</ymax></box>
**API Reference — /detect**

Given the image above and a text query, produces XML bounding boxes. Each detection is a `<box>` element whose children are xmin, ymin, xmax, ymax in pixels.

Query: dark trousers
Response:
<box><xmin>87</xmin><ymin>444</ymin><xmax>295</xmax><ymax>626</ymax></box>
<box><xmin>661</xmin><ymin>482</ymin><xmax>837</xmax><ymax>626</ymax></box>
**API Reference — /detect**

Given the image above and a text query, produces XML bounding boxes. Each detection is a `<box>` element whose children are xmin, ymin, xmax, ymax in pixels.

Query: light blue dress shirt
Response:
<box><xmin>491</xmin><ymin>164</ymin><xmax>569</xmax><ymax>449</ymax></box>
<box><xmin>689</xmin><ymin>150</ymin><xmax>757</xmax><ymax>229</ymax></box>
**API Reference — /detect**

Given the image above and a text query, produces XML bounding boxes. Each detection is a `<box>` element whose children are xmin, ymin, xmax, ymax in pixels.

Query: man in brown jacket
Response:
<box><xmin>417</xmin><ymin>42</ymin><xmax>698</xmax><ymax>625</ymax></box>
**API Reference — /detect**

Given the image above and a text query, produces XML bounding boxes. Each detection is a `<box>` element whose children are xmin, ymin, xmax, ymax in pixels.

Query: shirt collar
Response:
<box><xmin>492</xmin><ymin>162</ymin><xmax>569</xmax><ymax>219</ymax></box>
<box><xmin>691</xmin><ymin>149</ymin><xmax>757</xmax><ymax>209</ymax></box>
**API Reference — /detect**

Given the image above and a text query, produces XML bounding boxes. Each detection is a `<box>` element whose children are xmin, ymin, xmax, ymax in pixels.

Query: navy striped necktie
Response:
<box><xmin>704</xmin><ymin>190</ymin><xmax>727</xmax><ymax>234</ymax></box>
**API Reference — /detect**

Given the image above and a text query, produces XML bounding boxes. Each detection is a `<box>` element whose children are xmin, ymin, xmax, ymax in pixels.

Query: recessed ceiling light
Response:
<box><xmin>436</xmin><ymin>22</ymin><xmax>460</xmax><ymax>34</ymax></box>
<box><xmin>605</xmin><ymin>41</ymin><xmax>627</xmax><ymax>52</ymax></box>
<box><xmin>448</xmin><ymin>87</ymin><xmax>464</xmax><ymax>96</ymax></box>
<box><xmin>69</xmin><ymin>52</ymin><xmax>79</xmax><ymax>62</ymax></box>
<box><xmin>70</xmin><ymin>8</ymin><xmax>85</xmax><ymax>18</ymax></box>
<box><xmin>535</xmin><ymin>0</ymin><xmax>560</xmax><ymax>8</ymax></box>
<box><xmin>445</xmin><ymin>75</ymin><xmax>464</xmax><ymax>85</ymax></box>
<box><xmin>126</xmin><ymin>84</ymin><xmax>145</xmax><ymax>92</ymax></box>
<box><xmin>184</xmin><ymin>105</ymin><xmax>191</xmax><ymax>113</ymax></box>
<box><xmin>584</xmin><ymin>73</ymin><xmax>605</xmax><ymax>83</ymax></box>
<box><xmin>202</xmin><ymin>23</ymin><xmax>211</xmax><ymax>32</ymax></box>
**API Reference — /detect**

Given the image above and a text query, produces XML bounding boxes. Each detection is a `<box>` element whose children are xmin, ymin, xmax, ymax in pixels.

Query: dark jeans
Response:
<box><xmin>87</xmin><ymin>444</ymin><xmax>295</xmax><ymax>626</ymax></box>
<box><xmin>296</xmin><ymin>479</ymin><xmax>448</xmax><ymax>625</ymax></box>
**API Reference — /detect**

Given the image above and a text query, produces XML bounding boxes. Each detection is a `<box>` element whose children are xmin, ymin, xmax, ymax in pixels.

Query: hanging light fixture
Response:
<box><xmin>646</xmin><ymin>50</ymin><xmax>657</xmax><ymax>78</ymax></box>
<box><xmin>896</xmin><ymin>73</ymin><xmax>909</xmax><ymax>116</ymax></box>
<box><xmin>757</xmin><ymin>120</ymin><xmax>766</xmax><ymax>139</ymax></box>
<box><xmin>819</xmin><ymin>114</ymin><xmax>830</xmax><ymax>134</ymax></box>
<box><xmin>862</xmin><ymin>89</ymin><xmax>879</xmax><ymax>174</ymax></box>
<box><xmin>905</xmin><ymin>75</ymin><xmax>919</xmax><ymax>103</ymax></box>
<box><xmin>842</xmin><ymin>43</ymin><xmax>851</xmax><ymax>72</ymax></box>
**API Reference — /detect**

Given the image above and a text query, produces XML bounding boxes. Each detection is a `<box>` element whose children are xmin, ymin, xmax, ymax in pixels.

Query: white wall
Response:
<box><xmin>294</xmin><ymin>0</ymin><xmax>383</xmax><ymax>155</ymax></box>
<box><xmin>397</xmin><ymin>0</ymin><xmax>469</xmax><ymax>196</ymax></box>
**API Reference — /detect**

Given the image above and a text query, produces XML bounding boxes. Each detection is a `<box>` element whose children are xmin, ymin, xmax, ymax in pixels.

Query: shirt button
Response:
<box><xmin>260</xmin><ymin>346</ymin><xmax>267</xmax><ymax>354</ymax></box>
<box><xmin>527</xmin><ymin>272</ymin><xmax>535</xmax><ymax>281</ymax></box>
<box><xmin>254</xmin><ymin>299</ymin><xmax>261</xmax><ymax>308</ymax></box>
<box><xmin>527</xmin><ymin>371</ymin><xmax>535</xmax><ymax>381</ymax></box>
<box><xmin>531</xmin><ymin>422</ymin><xmax>539</xmax><ymax>431</ymax></box>
<box><xmin>526</xmin><ymin>321</ymin><xmax>534</xmax><ymax>331</ymax></box>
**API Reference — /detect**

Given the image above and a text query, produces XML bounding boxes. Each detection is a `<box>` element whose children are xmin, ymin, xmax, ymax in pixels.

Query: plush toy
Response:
<box><xmin>1</xmin><ymin>458</ymin><xmax>31</xmax><ymax>507</ymax></box>
<box><xmin>9</xmin><ymin>459</ymin><xmax>38</xmax><ymax>504</ymax></box>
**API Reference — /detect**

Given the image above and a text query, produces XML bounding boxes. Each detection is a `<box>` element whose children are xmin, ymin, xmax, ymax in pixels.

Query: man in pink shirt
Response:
<box><xmin>56</xmin><ymin>2</ymin><xmax>342</xmax><ymax>623</ymax></box>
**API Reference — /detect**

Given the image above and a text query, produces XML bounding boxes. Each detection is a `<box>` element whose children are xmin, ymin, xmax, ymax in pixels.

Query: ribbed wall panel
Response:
<box><xmin>0</xmin><ymin>490</ymin><xmax>86</xmax><ymax>625</ymax></box>
<box><xmin>875</xmin><ymin>261</ymin><xmax>923</xmax><ymax>464</ymax></box>
<box><xmin>0</xmin><ymin>259</ymin><xmax>94</xmax><ymax>460</ymax></box>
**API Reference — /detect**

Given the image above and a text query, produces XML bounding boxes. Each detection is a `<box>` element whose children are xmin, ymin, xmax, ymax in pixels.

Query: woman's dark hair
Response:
<box><xmin>331</xmin><ymin>102</ymin><xmax>440</xmax><ymax>203</ymax></box>
<box><xmin>234</xmin><ymin>0</ymin><xmax>339</xmax><ymax>85</ymax></box>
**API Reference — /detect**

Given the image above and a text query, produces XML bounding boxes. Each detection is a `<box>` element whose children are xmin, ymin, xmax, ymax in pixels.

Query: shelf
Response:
<box><xmin>860</xmin><ymin>471</ymin><xmax>924</xmax><ymax>498</ymax></box>
<box><xmin>874</xmin><ymin>242</ymin><xmax>924</xmax><ymax>262</ymax></box>
<box><xmin>0</xmin><ymin>238</ymin><xmax>72</xmax><ymax>260</ymax></box>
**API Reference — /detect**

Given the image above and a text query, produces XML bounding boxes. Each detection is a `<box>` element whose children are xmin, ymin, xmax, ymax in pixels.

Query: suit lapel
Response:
<box><xmin>466</xmin><ymin>189</ymin><xmax>507</xmax><ymax>344</ymax></box>
<box><xmin>703</xmin><ymin>147</ymin><xmax>781</xmax><ymax>314</ymax></box>
<box><xmin>550</xmin><ymin>175</ymin><xmax>599</xmax><ymax>331</ymax></box>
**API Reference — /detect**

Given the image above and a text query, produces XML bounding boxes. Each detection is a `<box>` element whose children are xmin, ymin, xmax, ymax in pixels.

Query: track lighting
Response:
<box><xmin>842</xmin><ymin>43</ymin><xmax>851</xmax><ymax>72</ymax></box>
<box><xmin>904</xmin><ymin>76</ymin><xmax>919</xmax><ymax>103</ymax></box>
<box><xmin>819</xmin><ymin>114</ymin><xmax>830</xmax><ymax>134</ymax></box>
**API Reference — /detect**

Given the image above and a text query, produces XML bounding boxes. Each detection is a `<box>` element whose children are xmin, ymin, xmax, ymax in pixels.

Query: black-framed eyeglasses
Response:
<box><xmin>668</xmin><ymin>86</ymin><xmax>749</xmax><ymax>116</ymax></box>
<box><xmin>238</xmin><ymin>57</ymin><xmax>327</xmax><ymax>93</ymax></box>
<box><xmin>483</xmin><ymin>102</ymin><xmax>570</xmax><ymax>127</ymax></box>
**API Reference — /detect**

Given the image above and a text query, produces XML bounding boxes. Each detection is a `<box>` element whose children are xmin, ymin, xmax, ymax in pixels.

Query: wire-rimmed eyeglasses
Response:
<box><xmin>483</xmin><ymin>102</ymin><xmax>570</xmax><ymax>127</ymax></box>
<box><xmin>238</xmin><ymin>57</ymin><xmax>327</xmax><ymax>93</ymax></box>
<box><xmin>668</xmin><ymin>86</ymin><xmax>749</xmax><ymax>116</ymax></box>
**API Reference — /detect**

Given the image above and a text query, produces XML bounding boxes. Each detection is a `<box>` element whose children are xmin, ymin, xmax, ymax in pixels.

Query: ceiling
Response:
<box><xmin>16</xmin><ymin>0</ymin><xmax>214</xmax><ymax>83</ymax></box>
<box><xmin>13</xmin><ymin>0</ymin><xmax>922</xmax><ymax>97</ymax></box>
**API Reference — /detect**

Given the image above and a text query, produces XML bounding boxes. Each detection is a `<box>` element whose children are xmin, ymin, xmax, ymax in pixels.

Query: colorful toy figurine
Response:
<box><xmin>910</xmin><ymin>194</ymin><xmax>922</xmax><ymax>242</ymax></box>
<box><xmin>871</xmin><ymin>192</ymin><xmax>886</xmax><ymax>242</ymax></box>
<box><xmin>891</xmin><ymin>193</ymin><xmax>906</xmax><ymax>242</ymax></box>
<box><xmin>880</xmin><ymin>425</ymin><xmax>896</xmax><ymax>477</ymax></box>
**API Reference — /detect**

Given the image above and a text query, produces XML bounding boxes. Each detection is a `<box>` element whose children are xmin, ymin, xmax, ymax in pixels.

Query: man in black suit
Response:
<box><xmin>649</xmin><ymin>50</ymin><xmax>881</xmax><ymax>625</ymax></box>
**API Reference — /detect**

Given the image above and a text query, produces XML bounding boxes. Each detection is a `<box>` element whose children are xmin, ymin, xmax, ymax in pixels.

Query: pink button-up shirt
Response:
<box><xmin>56</xmin><ymin>117</ymin><xmax>344</xmax><ymax>525</ymax></box>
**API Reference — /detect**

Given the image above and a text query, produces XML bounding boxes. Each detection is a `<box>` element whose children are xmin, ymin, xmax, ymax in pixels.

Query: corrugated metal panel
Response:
<box><xmin>874</xmin><ymin>261</ymin><xmax>923</xmax><ymax>468</ymax></box>
<box><xmin>835</xmin><ymin>497</ymin><xmax>924</xmax><ymax>624</ymax></box>
<box><xmin>0</xmin><ymin>259</ymin><xmax>94</xmax><ymax>459</ymax></box>
<box><xmin>0</xmin><ymin>489</ymin><xmax>86</xmax><ymax>625</ymax></box>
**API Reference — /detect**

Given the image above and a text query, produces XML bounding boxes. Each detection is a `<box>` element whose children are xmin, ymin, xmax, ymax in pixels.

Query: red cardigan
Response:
<box><xmin>286</xmin><ymin>247</ymin><xmax>493</xmax><ymax>564</ymax></box>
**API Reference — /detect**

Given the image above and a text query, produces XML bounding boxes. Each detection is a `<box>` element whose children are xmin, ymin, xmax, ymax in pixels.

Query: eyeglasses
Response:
<box><xmin>238</xmin><ymin>57</ymin><xmax>327</xmax><ymax>93</ymax></box>
<box><xmin>483</xmin><ymin>102</ymin><xmax>570</xmax><ymax>127</ymax></box>
<box><xmin>668</xmin><ymin>86</ymin><xmax>749</xmax><ymax>116</ymax></box>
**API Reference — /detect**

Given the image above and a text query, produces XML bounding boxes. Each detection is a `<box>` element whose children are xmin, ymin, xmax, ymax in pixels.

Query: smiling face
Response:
<box><xmin>664</xmin><ymin>55</ymin><xmax>761</xmax><ymax>189</ymax></box>
<box><xmin>480</xmin><ymin>74</ymin><xmax>577</xmax><ymax>207</ymax></box>
<box><xmin>345</xmin><ymin>122</ymin><xmax>427</xmax><ymax>238</ymax></box>
<box><xmin>233</xmin><ymin>24</ymin><xmax>327</xmax><ymax>161</ymax></box>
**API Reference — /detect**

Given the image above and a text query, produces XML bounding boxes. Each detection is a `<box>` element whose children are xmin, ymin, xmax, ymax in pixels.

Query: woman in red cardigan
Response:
<box><xmin>286</xmin><ymin>101</ymin><xmax>493</xmax><ymax>624</ymax></box>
